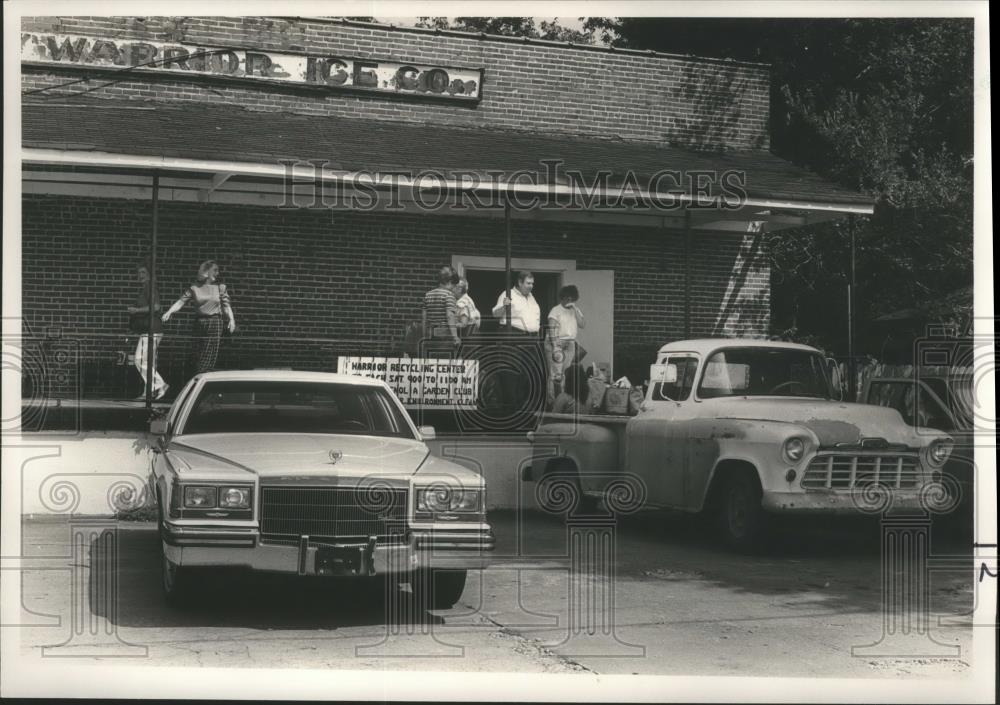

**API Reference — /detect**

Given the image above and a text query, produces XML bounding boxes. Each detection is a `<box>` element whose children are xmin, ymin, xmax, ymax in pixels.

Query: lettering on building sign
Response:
<box><xmin>21</xmin><ymin>33</ymin><xmax>484</xmax><ymax>101</ymax></box>
<box><xmin>337</xmin><ymin>356</ymin><xmax>480</xmax><ymax>408</ymax></box>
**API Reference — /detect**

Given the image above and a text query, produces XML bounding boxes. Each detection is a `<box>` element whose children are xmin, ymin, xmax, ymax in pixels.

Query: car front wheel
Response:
<box><xmin>411</xmin><ymin>569</ymin><xmax>467</xmax><ymax>610</ymax></box>
<box><xmin>160</xmin><ymin>546</ymin><xmax>191</xmax><ymax>606</ymax></box>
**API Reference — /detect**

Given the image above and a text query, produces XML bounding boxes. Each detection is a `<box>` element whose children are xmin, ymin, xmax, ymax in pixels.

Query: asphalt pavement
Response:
<box><xmin>11</xmin><ymin>510</ymin><xmax>978</xmax><ymax>678</ymax></box>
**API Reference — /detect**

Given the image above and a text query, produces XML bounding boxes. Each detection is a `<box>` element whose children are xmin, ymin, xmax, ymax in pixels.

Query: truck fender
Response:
<box><xmin>701</xmin><ymin>457</ymin><xmax>762</xmax><ymax>513</ymax></box>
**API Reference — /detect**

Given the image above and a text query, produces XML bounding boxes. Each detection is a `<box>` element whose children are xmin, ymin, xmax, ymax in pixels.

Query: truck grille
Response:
<box><xmin>801</xmin><ymin>454</ymin><xmax>921</xmax><ymax>490</ymax></box>
<box><xmin>259</xmin><ymin>486</ymin><xmax>408</xmax><ymax>545</ymax></box>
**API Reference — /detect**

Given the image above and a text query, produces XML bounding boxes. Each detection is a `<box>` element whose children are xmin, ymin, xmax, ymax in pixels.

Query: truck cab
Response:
<box><xmin>527</xmin><ymin>339</ymin><xmax>955</xmax><ymax>550</ymax></box>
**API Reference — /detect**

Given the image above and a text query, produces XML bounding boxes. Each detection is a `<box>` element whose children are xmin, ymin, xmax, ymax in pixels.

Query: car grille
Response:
<box><xmin>259</xmin><ymin>486</ymin><xmax>408</xmax><ymax>545</ymax></box>
<box><xmin>801</xmin><ymin>454</ymin><xmax>921</xmax><ymax>490</ymax></box>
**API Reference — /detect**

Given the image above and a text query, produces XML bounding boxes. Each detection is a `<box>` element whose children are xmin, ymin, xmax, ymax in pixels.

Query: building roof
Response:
<box><xmin>22</xmin><ymin>99</ymin><xmax>874</xmax><ymax>209</ymax></box>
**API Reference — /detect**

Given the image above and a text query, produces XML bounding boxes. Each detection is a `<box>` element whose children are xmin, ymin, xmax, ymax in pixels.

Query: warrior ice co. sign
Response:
<box><xmin>21</xmin><ymin>33</ymin><xmax>484</xmax><ymax>101</ymax></box>
<box><xmin>338</xmin><ymin>357</ymin><xmax>479</xmax><ymax>408</ymax></box>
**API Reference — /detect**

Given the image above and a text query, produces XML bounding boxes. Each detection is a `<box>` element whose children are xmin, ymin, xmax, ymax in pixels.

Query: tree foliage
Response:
<box><xmin>409</xmin><ymin>17</ymin><xmax>974</xmax><ymax>356</ymax></box>
<box><xmin>415</xmin><ymin>17</ymin><xmax>595</xmax><ymax>43</ymax></box>
<box><xmin>586</xmin><ymin>18</ymin><xmax>974</xmax><ymax>355</ymax></box>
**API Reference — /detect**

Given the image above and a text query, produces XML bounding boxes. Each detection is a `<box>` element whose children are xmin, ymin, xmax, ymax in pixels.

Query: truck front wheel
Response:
<box><xmin>537</xmin><ymin>465</ymin><xmax>599</xmax><ymax>518</ymax></box>
<box><xmin>716</xmin><ymin>472</ymin><xmax>770</xmax><ymax>552</ymax></box>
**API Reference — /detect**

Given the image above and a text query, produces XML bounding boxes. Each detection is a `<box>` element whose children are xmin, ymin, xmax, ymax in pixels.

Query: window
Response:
<box><xmin>181</xmin><ymin>381</ymin><xmax>414</xmax><ymax>438</ymax></box>
<box><xmin>866</xmin><ymin>380</ymin><xmax>957</xmax><ymax>431</ymax></box>
<box><xmin>697</xmin><ymin>348</ymin><xmax>831</xmax><ymax>399</ymax></box>
<box><xmin>652</xmin><ymin>355</ymin><xmax>698</xmax><ymax>401</ymax></box>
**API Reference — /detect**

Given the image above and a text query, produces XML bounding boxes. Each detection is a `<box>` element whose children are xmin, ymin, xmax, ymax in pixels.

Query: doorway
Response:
<box><xmin>464</xmin><ymin>269</ymin><xmax>561</xmax><ymax>335</ymax></box>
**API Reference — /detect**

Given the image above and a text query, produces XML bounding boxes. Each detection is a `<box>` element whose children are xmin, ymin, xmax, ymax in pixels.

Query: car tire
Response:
<box><xmin>411</xmin><ymin>569</ymin><xmax>467</xmax><ymax>610</ymax></box>
<box><xmin>161</xmin><ymin>549</ymin><xmax>191</xmax><ymax>607</ymax></box>
<box><xmin>716</xmin><ymin>472</ymin><xmax>770</xmax><ymax>552</ymax></box>
<box><xmin>157</xmin><ymin>496</ymin><xmax>191</xmax><ymax>607</ymax></box>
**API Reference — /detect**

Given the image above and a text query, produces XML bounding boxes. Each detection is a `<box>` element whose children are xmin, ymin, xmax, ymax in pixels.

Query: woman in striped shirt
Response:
<box><xmin>162</xmin><ymin>260</ymin><xmax>237</xmax><ymax>374</ymax></box>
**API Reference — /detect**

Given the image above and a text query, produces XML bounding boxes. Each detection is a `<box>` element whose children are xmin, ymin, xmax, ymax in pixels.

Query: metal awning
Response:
<box><xmin>22</xmin><ymin>98</ymin><xmax>873</xmax><ymax>232</ymax></box>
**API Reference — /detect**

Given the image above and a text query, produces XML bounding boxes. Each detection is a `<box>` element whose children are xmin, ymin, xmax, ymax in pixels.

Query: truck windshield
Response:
<box><xmin>181</xmin><ymin>381</ymin><xmax>415</xmax><ymax>437</ymax></box>
<box><xmin>697</xmin><ymin>348</ymin><xmax>831</xmax><ymax>399</ymax></box>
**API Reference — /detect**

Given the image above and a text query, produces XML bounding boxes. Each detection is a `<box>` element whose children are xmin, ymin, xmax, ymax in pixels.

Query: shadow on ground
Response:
<box><xmin>89</xmin><ymin>527</ymin><xmax>446</xmax><ymax>630</ymax></box>
<box><xmin>81</xmin><ymin>508</ymin><xmax>975</xmax><ymax>631</ymax></box>
<box><xmin>492</xmin><ymin>508</ymin><xmax>975</xmax><ymax>619</ymax></box>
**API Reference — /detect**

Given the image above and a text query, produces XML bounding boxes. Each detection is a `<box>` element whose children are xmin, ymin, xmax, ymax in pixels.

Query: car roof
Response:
<box><xmin>657</xmin><ymin>338</ymin><xmax>822</xmax><ymax>356</ymax></box>
<box><xmin>191</xmin><ymin>370</ymin><xmax>386</xmax><ymax>386</ymax></box>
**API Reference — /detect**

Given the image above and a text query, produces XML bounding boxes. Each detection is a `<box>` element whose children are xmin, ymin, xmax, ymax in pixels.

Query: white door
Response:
<box><xmin>568</xmin><ymin>270</ymin><xmax>614</xmax><ymax>373</ymax></box>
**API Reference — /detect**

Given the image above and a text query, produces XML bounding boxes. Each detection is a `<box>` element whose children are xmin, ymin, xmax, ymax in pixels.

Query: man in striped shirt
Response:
<box><xmin>423</xmin><ymin>266</ymin><xmax>461</xmax><ymax>350</ymax></box>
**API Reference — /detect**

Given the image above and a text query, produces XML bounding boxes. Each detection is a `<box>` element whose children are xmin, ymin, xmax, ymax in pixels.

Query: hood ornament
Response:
<box><xmin>328</xmin><ymin>450</ymin><xmax>343</xmax><ymax>465</ymax></box>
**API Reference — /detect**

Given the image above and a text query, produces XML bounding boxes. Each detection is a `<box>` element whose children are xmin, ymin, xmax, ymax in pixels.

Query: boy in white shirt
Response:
<box><xmin>545</xmin><ymin>285</ymin><xmax>586</xmax><ymax>406</ymax></box>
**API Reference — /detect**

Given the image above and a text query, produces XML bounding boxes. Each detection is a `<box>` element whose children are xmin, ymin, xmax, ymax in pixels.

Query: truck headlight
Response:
<box><xmin>416</xmin><ymin>487</ymin><xmax>482</xmax><ymax>514</ymax></box>
<box><xmin>219</xmin><ymin>486</ymin><xmax>251</xmax><ymax>509</ymax></box>
<box><xmin>928</xmin><ymin>439</ymin><xmax>952</xmax><ymax>467</ymax></box>
<box><xmin>183</xmin><ymin>486</ymin><xmax>218</xmax><ymax>508</ymax></box>
<box><xmin>783</xmin><ymin>437</ymin><xmax>806</xmax><ymax>463</ymax></box>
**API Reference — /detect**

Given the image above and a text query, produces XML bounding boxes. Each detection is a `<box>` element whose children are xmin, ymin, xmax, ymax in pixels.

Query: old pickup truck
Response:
<box><xmin>525</xmin><ymin>339</ymin><xmax>955</xmax><ymax>550</ymax></box>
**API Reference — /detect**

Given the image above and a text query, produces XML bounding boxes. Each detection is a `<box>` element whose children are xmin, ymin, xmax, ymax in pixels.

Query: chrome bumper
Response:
<box><xmin>762</xmin><ymin>489</ymin><xmax>930</xmax><ymax>514</ymax></box>
<box><xmin>161</xmin><ymin>522</ymin><xmax>495</xmax><ymax>575</ymax></box>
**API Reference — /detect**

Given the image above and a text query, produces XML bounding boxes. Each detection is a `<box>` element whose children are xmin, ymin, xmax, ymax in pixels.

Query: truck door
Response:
<box><xmin>626</xmin><ymin>354</ymin><xmax>699</xmax><ymax>508</ymax></box>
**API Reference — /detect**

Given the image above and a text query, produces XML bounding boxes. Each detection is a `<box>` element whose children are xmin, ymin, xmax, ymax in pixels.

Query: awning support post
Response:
<box><xmin>146</xmin><ymin>172</ymin><xmax>159</xmax><ymax>411</ymax></box>
<box><xmin>504</xmin><ymin>196</ymin><xmax>512</xmax><ymax>333</ymax></box>
<box><xmin>683</xmin><ymin>209</ymin><xmax>692</xmax><ymax>338</ymax></box>
<box><xmin>658</xmin><ymin>216</ymin><xmax>668</xmax><ymax>272</ymax></box>
<box><xmin>847</xmin><ymin>213</ymin><xmax>857</xmax><ymax>400</ymax></box>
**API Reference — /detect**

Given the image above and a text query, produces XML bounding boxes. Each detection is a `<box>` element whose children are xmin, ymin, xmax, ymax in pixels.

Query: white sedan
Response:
<box><xmin>150</xmin><ymin>370</ymin><xmax>494</xmax><ymax>608</ymax></box>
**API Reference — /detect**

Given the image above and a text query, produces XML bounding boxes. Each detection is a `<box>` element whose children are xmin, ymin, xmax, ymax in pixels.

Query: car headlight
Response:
<box><xmin>928</xmin><ymin>439</ymin><xmax>953</xmax><ymax>467</ymax></box>
<box><xmin>219</xmin><ymin>486</ymin><xmax>251</xmax><ymax>509</ymax></box>
<box><xmin>416</xmin><ymin>487</ymin><xmax>482</xmax><ymax>514</ymax></box>
<box><xmin>183</xmin><ymin>485</ymin><xmax>218</xmax><ymax>508</ymax></box>
<box><xmin>783</xmin><ymin>437</ymin><xmax>807</xmax><ymax>463</ymax></box>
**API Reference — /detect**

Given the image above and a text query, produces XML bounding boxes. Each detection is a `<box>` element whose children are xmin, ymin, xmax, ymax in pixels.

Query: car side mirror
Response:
<box><xmin>649</xmin><ymin>363</ymin><xmax>678</xmax><ymax>385</ymax></box>
<box><xmin>418</xmin><ymin>425</ymin><xmax>436</xmax><ymax>440</ymax></box>
<box><xmin>150</xmin><ymin>417</ymin><xmax>169</xmax><ymax>436</ymax></box>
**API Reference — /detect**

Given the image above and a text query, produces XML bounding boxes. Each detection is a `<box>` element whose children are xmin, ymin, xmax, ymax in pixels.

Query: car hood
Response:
<box><xmin>706</xmin><ymin>398</ymin><xmax>914</xmax><ymax>446</ymax></box>
<box><xmin>170</xmin><ymin>433</ymin><xmax>430</xmax><ymax>478</ymax></box>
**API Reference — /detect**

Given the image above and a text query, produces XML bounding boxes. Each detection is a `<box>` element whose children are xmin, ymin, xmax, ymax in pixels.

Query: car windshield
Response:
<box><xmin>697</xmin><ymin>348</ymin><xmax>831</xmax><ymax>399</ymax></box>
<box><xmin>181</xmin><ymin>381</ymin><xmax>415</xmax><ymax>438</ymax></box>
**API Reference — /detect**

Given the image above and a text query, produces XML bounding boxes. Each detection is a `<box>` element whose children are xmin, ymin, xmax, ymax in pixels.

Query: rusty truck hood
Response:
<box><xmin>704</xmin><ymin>398</ymin><xmax>911</xmax><ymax>446</ymax></box>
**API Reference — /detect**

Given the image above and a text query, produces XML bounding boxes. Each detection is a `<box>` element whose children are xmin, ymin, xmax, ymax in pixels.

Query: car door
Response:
<box><xmin>625</xmin><ymin>354</ymin><xmax>699</xmax><ymax>507</ymax></box>
<box><xmin>864</xmin><ymin>377</ymin><xmax>974</xmax><ymax>513</ymax></box>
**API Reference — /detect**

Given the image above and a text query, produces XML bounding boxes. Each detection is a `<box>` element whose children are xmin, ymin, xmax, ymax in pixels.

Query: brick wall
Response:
<box><xmin>21</xmin><ymin>16</ymin><xmax>770</xmax><ymax>150</ymax></box>
<box><xmin>21</xmin><ymin>195</ymin><xmax>769</xmax><ymax>398</ymax></box>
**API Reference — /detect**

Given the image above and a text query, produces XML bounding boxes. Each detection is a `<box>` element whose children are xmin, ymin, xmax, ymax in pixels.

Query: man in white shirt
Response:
<box><xmin>492</xmin><ymin>271</ymin><xmax>540</xmax><ymax>334</ymax></box>
<box><xmin>545</xmin><ymin>284</ymin><xmax>586</xmax><ymax>405</ymax></box>
<box><xmin>490</xmin><ymin>271</ymin><xmax>543</xmax><ymax>414</ymax></box>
